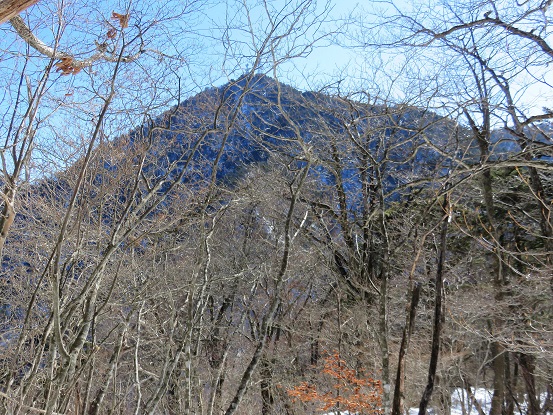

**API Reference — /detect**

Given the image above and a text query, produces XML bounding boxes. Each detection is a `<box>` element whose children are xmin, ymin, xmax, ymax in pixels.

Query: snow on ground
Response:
<box><xmin>450</xmin><ymin>388</ymin><xmax>493</xmax><ymax>415</ymax></box>
<box><xmin>325</xmin><ymin>388</ymin><xmax>551</xmax><ymax>414</ymax></box>
<box><xmin>407</xmin><ymin>388</ymin><xmax>494</xmax><ymax>414</ymax></box>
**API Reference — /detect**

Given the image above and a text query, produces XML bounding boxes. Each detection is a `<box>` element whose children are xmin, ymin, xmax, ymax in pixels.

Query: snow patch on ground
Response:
<box><xmin>326</xmin><ymin>387</ymin><xmax>551</xmax><ymax>414</ymax></box>
<box><xmin>449</xmin><ymin>388</ymin><xmax>493</xmax><ymax>415</ymax></box>
<box><xmin>408</xmin><ymin>387</ymin><xmax>494</xmax><ymax>414</ymax></box>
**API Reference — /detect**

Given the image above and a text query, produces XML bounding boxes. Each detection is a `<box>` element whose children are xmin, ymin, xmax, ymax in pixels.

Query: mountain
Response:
<box><xmin>2</xmin><ymin>72</ymin><xmax>551</xmax><ymax>415</ymax></box>
<box><xmin>109</xmin><ymin>73</ymin><xmax>466</xmax><ymax>204</ymax></box>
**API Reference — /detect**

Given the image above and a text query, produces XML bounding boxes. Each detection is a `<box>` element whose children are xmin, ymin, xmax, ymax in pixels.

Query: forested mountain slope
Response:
<box><xmin>1</xmin><ymin>71</ymin><xmax>552</xmax><ymax>415</ymax></box>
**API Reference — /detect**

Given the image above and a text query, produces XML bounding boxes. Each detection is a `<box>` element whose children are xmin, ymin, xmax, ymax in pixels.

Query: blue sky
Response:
<box><xmin>192</xmin><ymin>0</ymin><xmax>364</xmax><ymax>89</ymax></box>
<box><xmin>3</xmin><ymin>0</ymin><xmax>552</xmax><ymax>115</ymax></box>
<box><xmin>0</xmin><ymin>0</ymin><xmax>551</xmax><ymax>179</ymax></box>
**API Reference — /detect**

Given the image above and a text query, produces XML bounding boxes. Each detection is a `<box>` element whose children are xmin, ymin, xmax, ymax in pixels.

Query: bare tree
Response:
<box><xmin>353</xmin><ymin>0</ymin><xmax>553</xmax><ymax>413</ymax></box>
<box><xmin>0</xmin><ymin>2</ymin><xmax>339</xmax><ymax>415</ymax></box>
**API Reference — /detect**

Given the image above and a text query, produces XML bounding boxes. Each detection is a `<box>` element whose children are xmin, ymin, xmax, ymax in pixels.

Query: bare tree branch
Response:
<box><xmin>9</xmin><ymin>15</ymin><xmax>144</xmax><ymax>73</ymax></box>
<box><xmin>0</xmin><ymin>0</ymin><xmax>37</xmax><ymax>24</ymax></box>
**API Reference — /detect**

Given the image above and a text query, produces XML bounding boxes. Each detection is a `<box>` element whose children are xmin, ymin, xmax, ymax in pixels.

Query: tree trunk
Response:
<box><xmin>490</xmin><ymin>341</ymin><xmax>506</xmax><ymax>415</ymax></box>
<box><xmin>461</xmin><ymin>377</ymin><xmax>487</xmax><ymax>415</ymax></box>
<box><xmin>543</xmin><ymin>379</ymin><xmax>553</xmax><ymax>414</ymax></box>
<box><xmin>260</xmin><ymin>358</ymin><xmax>274</xmax><ymax>415</ymax></box>
<box><xmin>519</xmin><ymin>353</ymin><xmax>539</xmax><ymax>415</ymax></box>
<box><xmin>418</xmin><ymin>189</ymin><xmax>449</xmax><ymax>415</ymax></box>
<box><xmin>392</xmin><ymin>282</ymin><xmax>421</xmax><ymax>415</ymax></box>
<box><xmin>505</xmin><ymin>352</ymin><xmax>515</xmax><ymax>415</ymax></box>
<box><xmin>378</xmin><ymin>264</ymin><xmax>391</xmax><ymax>415</ymax></box>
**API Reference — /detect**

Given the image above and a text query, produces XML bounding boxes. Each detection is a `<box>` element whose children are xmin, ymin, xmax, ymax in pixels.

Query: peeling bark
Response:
<box><xmin>0</xmin><ymin>0</ymin><xmax>38</xmax><ymax>24</ymax></box>
<box><xmin>0</xmin><ymin>189</ymin><xmax>16</xmax><ymax>259</ymax></box>
<box><xmin>9</xmin><ymin>15</ymin><xmax>143</xmax><ymax>71</ymax></box>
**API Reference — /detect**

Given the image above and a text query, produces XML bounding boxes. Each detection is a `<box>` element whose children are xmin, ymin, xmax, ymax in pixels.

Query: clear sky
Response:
<box><xmin>2</xmin><ymin>0</ymin><xmax>551</xmax><ymax>181</ymax></box>
<box><xmin>193</xmin><ymin>0</ymin><xmax>364</xmax><ymax>90</ymax></box>
<box><xmin>3</xmin><ymin>0</ymin><xmax>552</xmax><ymax>115</ymax></box>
